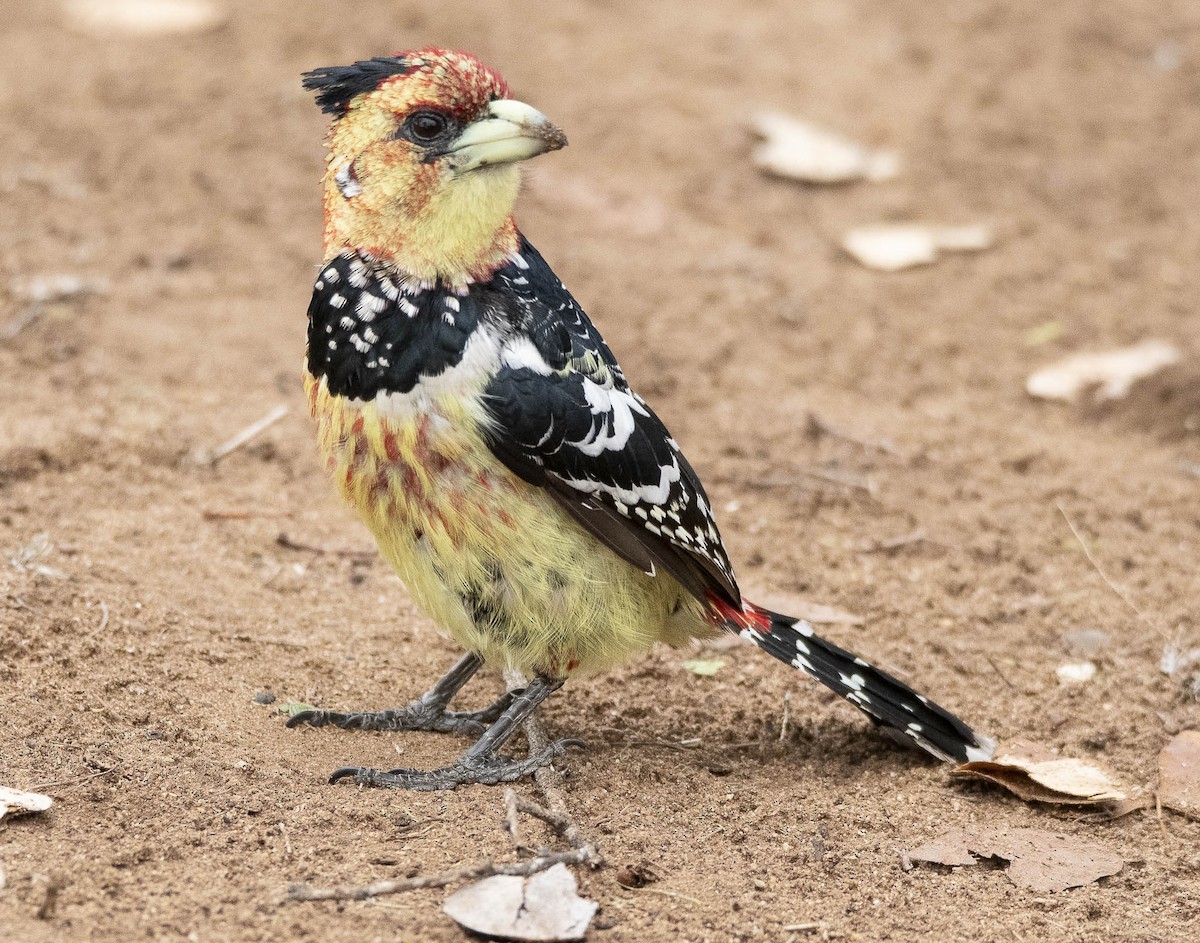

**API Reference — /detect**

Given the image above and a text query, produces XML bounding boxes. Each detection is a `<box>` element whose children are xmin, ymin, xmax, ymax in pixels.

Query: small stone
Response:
<box><xmin>253</xmin><ymin>692</ymin><xmax>277</xmax><ymax>705</ymax></box>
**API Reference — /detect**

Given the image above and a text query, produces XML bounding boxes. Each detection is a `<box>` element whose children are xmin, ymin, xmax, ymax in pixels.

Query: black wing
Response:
<box><xmin>479</xmin><ymin>239</ymin><xmax>740</xmax><ymax>608</ymax></box>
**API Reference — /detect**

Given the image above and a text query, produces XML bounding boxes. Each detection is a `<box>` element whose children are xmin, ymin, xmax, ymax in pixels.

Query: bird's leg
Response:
<box><xmin>328</xmin><ymin>674</ymin><xmax>585</xmax><ymax>791</ymax></box>
<box><xmin>286</xmin><ymin>652</ymin><xmax>516</xmax><ymax>737</ymax></box>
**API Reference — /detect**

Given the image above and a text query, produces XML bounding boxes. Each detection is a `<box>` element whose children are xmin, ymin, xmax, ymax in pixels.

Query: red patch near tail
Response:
<box><xmin>706</xmin><ymin>593</ymin><xmax>771</xmax><ymax>632</ymax></box>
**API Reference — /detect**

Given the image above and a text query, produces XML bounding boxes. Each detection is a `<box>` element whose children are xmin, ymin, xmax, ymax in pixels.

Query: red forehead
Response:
<box><xmin>377</xmin><ymin>48</ymin><xmax>510</xmax><ymax>118</ymax></box>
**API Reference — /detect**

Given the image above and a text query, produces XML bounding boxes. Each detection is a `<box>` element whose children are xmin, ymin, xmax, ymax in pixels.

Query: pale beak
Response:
<box><xmin>447</xmin><ymin>99</ymin><xmax>568</xmax><ymax>174</ymax></box>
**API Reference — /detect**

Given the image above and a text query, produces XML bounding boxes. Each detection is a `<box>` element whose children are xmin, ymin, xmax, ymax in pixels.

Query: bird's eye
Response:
<box><xmin>401</xmin><ymin>111</ymin><xmax>453</xmax><ymax>144</ymax></box>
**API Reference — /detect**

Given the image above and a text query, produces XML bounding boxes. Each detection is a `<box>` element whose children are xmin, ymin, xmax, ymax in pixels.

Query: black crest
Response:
<box><xmin>302</xmin><ymin>56</ymin><xmax>411</xmax><ymax>117</ymax></box>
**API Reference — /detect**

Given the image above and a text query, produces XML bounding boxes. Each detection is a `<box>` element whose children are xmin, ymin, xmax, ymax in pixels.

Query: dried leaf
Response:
<box><xmin>1025</xmin><ymin>321</ymin><xmax>1065</xmax><ymax>347</ymax></box>
<box><xmin>443</xmin><ymin>863</ymin><xmax>597</xmax><ymax>942</ymax></box>
<box><xmin>907</xmin><ymin>827</ymin><xmax>1123</xmax><ymax>892</ymax></box>
<box><xmin>750</xmin><ymin>112</ymin><xmax>899</xmax><ymax>184</ymax></box>
<box><xmin>1055</xmin><ymin>661</ymin><xmax>1097</xmax><ymax>685</ymax></box>
<box><xmin>615</xmin><ymin>862</ymin><xmax>660</xmax><ymax>888</ymax></box>
<box><xmin>953</xmin><ymin>737</ymin><xmax>1128</xmax><ymax>805</ymax></box>
<box><xmin>682</xmin><ymin>658</ymin><xmax>725</xmax><ymax>677</ymax></box>
<box><xmin>0</xmin><ymin>786</ymin><xmax>53</xmax><ymax>822</ymax></box>
<box><xmin>1026</xmin><ymin>340</ymin><xmax>1182</xmax><ymax>402</ymax></box>
<box><xmin>13</xmin><ymin>274</ymin><xmax>107</xmax><ymax>304</ymax></box>
<box><xmin>1061</xmin><ymin>629</ymin><xmax>1108</xmax><ymax>657</ymax></box>
<box><xmin>64</xmin><ymin>0</ymin><xmax>228</xmax><ymax>36</ymax></box>
<box><xmin>276</xmin><ymin>702</ymin><xmax>317</xmax><ymax>717</ymax></box>
<box><xmin>841</xmin><ymin>224</ymin><xmax>993</xmax><ymax>271</ymax></box>
<box><xmin>1159</xmin><ymin>730</ymin><xmax>1200</xmax><ymax>820</ymax></box>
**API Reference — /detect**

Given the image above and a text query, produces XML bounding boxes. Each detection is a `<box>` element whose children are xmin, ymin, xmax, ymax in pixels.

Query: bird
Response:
<box><xmin>289</xmin><ymin>48</ymin><xmax>994</xmax><ymax>791</ymax></box>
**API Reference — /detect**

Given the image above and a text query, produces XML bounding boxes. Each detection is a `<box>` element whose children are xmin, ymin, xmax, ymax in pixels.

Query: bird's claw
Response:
<box><xmin>328</xmin><ymin>738</ymin><xmax>586</xmax><ymax>791</ymax></box>
<box><xmin>286</xmin><ymin>691</ymin><xmax>520</xmax><ymax>737</ymax></box>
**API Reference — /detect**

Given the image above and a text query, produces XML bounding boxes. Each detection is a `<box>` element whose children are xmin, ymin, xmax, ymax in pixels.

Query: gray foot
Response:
<box><xmin>286</xmin><ymin>691</ymin><xmax>517</xmax><ymax>737</ymax></box>
<box><xmin>328</xmin><ymin>738</ymin><xmax>586</xmax><ymax>792</ymax></box>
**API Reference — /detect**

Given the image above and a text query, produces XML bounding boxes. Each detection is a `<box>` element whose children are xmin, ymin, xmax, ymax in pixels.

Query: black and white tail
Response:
<box><xmin>722</xmin><ymin>600</ymin><xmax>994</xmax><ymax>763</ymax></box>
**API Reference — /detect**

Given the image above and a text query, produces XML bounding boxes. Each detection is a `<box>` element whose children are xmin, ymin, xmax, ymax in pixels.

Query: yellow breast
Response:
<box><xmin>305</xmin><ymin>370</ymin><xmax>701</xmax><ymax>676</ymax></box>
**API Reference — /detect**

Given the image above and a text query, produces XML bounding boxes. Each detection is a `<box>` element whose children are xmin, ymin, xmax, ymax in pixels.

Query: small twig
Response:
<box><xmin>624</xmin><ymin>738</ymin><xmax>702</xmax><ymax>752</ymax></box>
<box><xmin>1</xmin><ymin>303</ymin><xmax>44</xmax><ymax>341</ymax></box>
<box><xmin>1155</xmin><ymin>790</ymin><xmax>1172</xmax><ymax>845</ymax></box>
<box><xmin>503</xmin><ymin>788</ymin><xmax>522</xmax><ymax>847</ymax></box>
<box><xmin>203</xmin><ymin>509</ymin><xmax>281</xmax><ymax>521</ymax></box>
<box><xmin>94</xmin><ymin>601</ymin><xmax>109</xmax><ymax>634</ymax></box>
<box><xmin>277</xmin><ymin>821</ymin><xmax>294</xmax><ymax>858</ymax></box>
<box><xmin>504</xmin><ymin>667</ymin><xmax>601</xmax><ymax>861</ymax></box>
<box><xmin>641</xmin><ymin>887</ymin><xmax>702</xmax><ymax>905</ymax></box>
<box><xmin>985</xmin><ymin>655</ymin><xmax>1017</xmax><ymax>691</ymax></box>
<box><xmin>783</xmin><ymin>923</ymin><xmax>823</xmax><ymax>933</ymax></box>
<box><xmin>862</xmin><ymin>529</ymin><xmax>929</xmax><ymax>554</ymax></box>
<box><xmin>275</xmin><ymin>533</ymin><xmax>376</xmax><ymax>560</ymax></box>
<box><xmin>806</xmin><ymin>411</ymin><xmax>901</xmax><ymax>457</ymax></box>
<box><xmin>287</xmin><ymin>848</ymin><xmax>595</xmax><ymax>902</ymax></box>
<box><xmin>755</xmin><ymin>469</ymin><xmax>879</xmax><ymax>496</ymax></box>
<box><xmin>1056</xmin><ymin>502</ymin><xmax>1162</xmax><ymax>637</ymax></box>
<box><xmin>779</xmin><ymin>691</ymin><xmax>792</xmax><ymax>742</ymax></box>
<box><xmin>28</xmin><ymin>763</ymin><xmax>120</xmax><ymax>793</ymax></box>
<box><xmin>200</xmin><ymin>404</ymin><xmax>289</xmax><ymax>465</ymax></box>
<box><xmin>33</xmin><ymin>874</ymin><xmax>63</xmax><ymax>920</ymax></box>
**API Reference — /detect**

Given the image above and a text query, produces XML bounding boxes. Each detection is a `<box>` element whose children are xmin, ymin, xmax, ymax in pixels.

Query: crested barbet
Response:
<box><xmin>290</xmin><ymin>48</ymin><xmax>994</xmax><ymax>790</ymax></box>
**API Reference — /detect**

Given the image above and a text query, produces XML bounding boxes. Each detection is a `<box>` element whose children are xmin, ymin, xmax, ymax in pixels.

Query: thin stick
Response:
<box><xmin>862</xmin><ymin>529</ymin><xmax>930</xmax><ymax>554</ymax></box>
<box><xmin>985</xmin><ymin>655</ymin><xmax>1017</xmax><ymax>691</ymax></box>
<box><xmin>779</xmin><ymin>691</ymin><xmax>792</xmax><ymax>742</ymax></box>
<box><xmin>503</xmin><ymin>788</ymin><xmax>522</xmax><ymax>846</ymax></box>
<box><xmin>503</xmin><ymin>667</ymin><xmax>601</xmax><ymax>861</ymax></box>
<box><xmin>1</xmin><ymin>303</ymin><xmax>44</xmax><ymax>341</ymax></box>
<box><xmin>624</xmin><ymin>738</ymin><xmax>702</xmax><ymax>751</ymax></box>
<box><xmin>28</xmin><ymin>764</ymin><xmax>120</xmax><ymax>793</ymax></box>
<box><xmin>1056</xmin><ymin>502</ymin><xmax>1161</xmax><ymax>636</ymax></box>
<box><xmin>805</xmin><ymin>412</ymin><xmax>901</xmax><ymax>457</ymax></box>
<box><xmin>641</xmin><ymin>887</ymin><xmax>702</xmax><ymax>905</ymax></box>
<box><xmin>277</xmin><ymin>822</ymin><xmax>294</xmax><ymax>858</ymax></box>
<box><xmin>275</xmin><ymin>533</ymin><xmax>376</xmax><ymax>559</ymax></box>
<box><xmin>1155</xmin><ymin>790</ymin><xmax>1172</xmax><ymax>845</ymax></box>
<box><xmin>287</xmin><ymin>848</ymin><xmax>595</xmax><ymax>902</ymax></box>
<box><xmin>204</xmin><ymin>404</ymin><xmax>289</xmax><ymax>465</ymax></box>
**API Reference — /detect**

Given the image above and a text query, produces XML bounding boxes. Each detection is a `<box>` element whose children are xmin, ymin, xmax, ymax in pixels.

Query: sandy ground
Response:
<box><xmin>2</xmin><ymin>1</ymin><xmax>1200</xmax><ymax>941</ymax></box>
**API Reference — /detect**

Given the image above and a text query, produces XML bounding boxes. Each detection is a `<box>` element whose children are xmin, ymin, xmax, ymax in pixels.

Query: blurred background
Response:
<box><xmin>2</xmin><ymin>2</ymin><xmax>1198</xmax><ymax>941</ymax></box>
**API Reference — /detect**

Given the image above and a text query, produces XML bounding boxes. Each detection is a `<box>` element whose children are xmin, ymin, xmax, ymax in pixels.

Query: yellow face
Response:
<box><xmin>310</xmin><ymin>49</ymin><xmax>567</xmax><ymax>284</ymax></box>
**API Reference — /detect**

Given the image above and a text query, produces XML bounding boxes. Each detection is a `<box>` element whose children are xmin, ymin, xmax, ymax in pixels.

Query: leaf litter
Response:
<box><xmin>443</xmin><ymin>862</ymin><xmax>597</xmax><ymax>942</ymax></box>
<box><xmin>841</xmin><ymin>223</ymin><xmax>993</xmax><ymax>271</ymax></box>
<box><xmin>750</xmin><ymin>111</ymin><xmax>900</xmax><ymax>184</ymax></box>
<box><xmin>952</xmin><ymin>738</ymin><xmax>1140</xmax><ymax>814</ymax></box>
<box><xmin>906</xmin><ymin>827</ymin><xmax>1123</xmax><ymax>892</ymax></box>
<box><xmin>0</xmin><ymin>786</ymin><xmax>53</xmax><ymax>822</ymax></box>
<box><xmin>1158</xmin><ymin>730</ymin><xmax>1200</xmax><ymax>820</ymax></box>
<box><xmin>1026</xmin><ymin>340</ymin><xmax>1181</xmax><ymax>402</ymax></box>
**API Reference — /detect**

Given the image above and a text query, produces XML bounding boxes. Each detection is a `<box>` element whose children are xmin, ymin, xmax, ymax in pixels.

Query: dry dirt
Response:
<box><xmin>3</xmin><ymin>1</ymin><xmax>1200</xmax><ymax>941</ymax></box>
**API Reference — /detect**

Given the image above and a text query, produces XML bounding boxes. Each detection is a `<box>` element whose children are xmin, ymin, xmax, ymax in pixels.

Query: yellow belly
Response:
<box><xmin>306</xmin><ymin>372</ymin><xmax>704</xmax><ymax>675</ymax></box>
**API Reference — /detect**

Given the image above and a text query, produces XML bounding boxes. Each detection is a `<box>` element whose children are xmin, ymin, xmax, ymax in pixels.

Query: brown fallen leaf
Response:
<box><xmin>616</xmin><ymin>862</ymin><xmax>660</xmax><ymax>889</ymax></box>
<box><xmin>907</xmin><ymin>827</ymin><xmax>1123</xmax><ymax>892</ymax></box>
<box><xmin>1159</xmin><ymin>730</ymin><xmax>1200</xmax><ymax>820</ymax></box>
<box><xmin>953</xmin><ymin>737</ymin><xmax>1128</xmax><ymax>806</ymax></box>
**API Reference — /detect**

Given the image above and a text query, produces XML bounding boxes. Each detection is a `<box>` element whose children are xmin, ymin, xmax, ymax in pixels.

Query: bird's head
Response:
<box><xmin>303</xmin><ymin>48</ymin><xmax>567</xmax><ymax>286</ymax></box>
